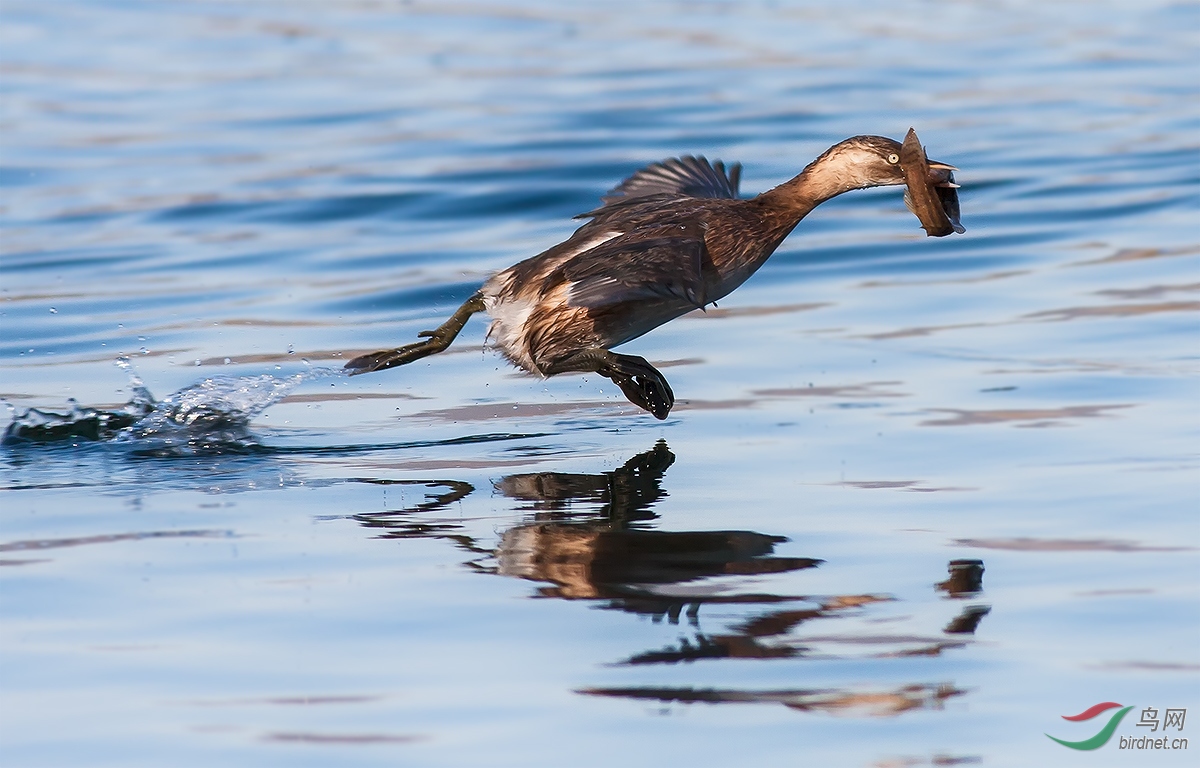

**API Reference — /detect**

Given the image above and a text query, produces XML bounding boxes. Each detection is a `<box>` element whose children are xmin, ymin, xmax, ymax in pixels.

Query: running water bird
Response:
<box><xmin>345</xmin><ymin>128</ymin><xmax>964</xmax><ymax>419</ymax></box>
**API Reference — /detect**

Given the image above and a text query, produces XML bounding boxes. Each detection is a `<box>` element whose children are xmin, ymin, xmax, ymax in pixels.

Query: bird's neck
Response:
<box><xmin>753</xmin><ymin>153</ymin><xmax>873</xmax><ymax>230</ymax></box>
<box><xmin>706</xmin><ymin>145</ymin><xmax>884</xmax><ymax>293</ymax></box>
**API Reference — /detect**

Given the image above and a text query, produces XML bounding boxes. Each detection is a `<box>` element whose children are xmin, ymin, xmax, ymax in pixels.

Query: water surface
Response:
<box><xmin>2</xmin><ymin>1</ymin><xmax>1198</xmax><ymax>766</ymax></box>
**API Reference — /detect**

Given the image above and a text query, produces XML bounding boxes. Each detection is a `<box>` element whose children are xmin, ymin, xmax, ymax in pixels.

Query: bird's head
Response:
<box><xmin>816</xmin><ymin>134</ymin><xmax>954</xmax><ymax>189</ymax></box>
<box><xmin>801</xmin><ymin>132</ymin><xmax>960</xmax><ymax>235</ymax></box>
<box><xmin>802</xmin><ymin>132</ymin><xmax>964</xmax><ymax>236</ymax></box>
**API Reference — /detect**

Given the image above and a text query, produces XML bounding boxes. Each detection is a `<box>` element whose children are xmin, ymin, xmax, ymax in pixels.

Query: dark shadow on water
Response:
<box><xmin>346</xmin><ymin>440</ymin><xmax>990</xmax><ymax>716</ymax></box>
<box><xmin>493</xmin><ymin>442</ymin><xmax>822</xmax><ymax>625</ymax></box>
<box><xmin>348</xmin><ymin>479</ymin><xmax>488</xmax><ymax>556</ymax></box>
<box><xmin>577</xmin><ymin>682</ymin><xmax>967</xmax><ymax>718</ymax></box>
<box><xmin>937</xmin><ymin>558</ymin><xmax>986</xmax><ymax>598</ymax></box>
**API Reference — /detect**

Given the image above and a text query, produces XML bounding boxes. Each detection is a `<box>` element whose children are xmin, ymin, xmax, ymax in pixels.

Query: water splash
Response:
<box><xmin>0</xmin><ymin>397</ymin><xmax>151</xmax><ymax>444</ymax></box>
<box><xmin>4</xmin><ymin>359</ymin><xmax>346</xmax><ymax>454</ymax></box>
<box><xmin>115</xmin><ymin>357</ymin><xmax>157</xmax><ymax>412</ymax></box>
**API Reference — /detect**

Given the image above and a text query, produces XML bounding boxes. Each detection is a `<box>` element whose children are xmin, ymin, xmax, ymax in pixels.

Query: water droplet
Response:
<box><xmin>223</xmin><ymin>358</ymin><xmax>231</xmax><ymax>365</ymax></box>
<box><xmin>140</xmin><ymin>347</ymin><xmax>150</xmax><ymax>355</ymax></box>
<box><xmin>287</xmin><ymin>345</ymin><xmax>295</xmax><ymax>355</ymax></box>
<box><xmin>137</xmin><ymin>336</ymin><xmax>147</xmax><ymax>342</ymax></box>
<box><xmin>194</xmin><ymin>359</ymin><xmax>201</xmax><ymax>366</ymax></box>
<box><xmin>49</xmin><ymin>307</ymin><xmax>58</xmax><ymax>314</ymax></box>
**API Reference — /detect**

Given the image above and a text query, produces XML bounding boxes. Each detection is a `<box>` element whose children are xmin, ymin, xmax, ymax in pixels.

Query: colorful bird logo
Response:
<box><xmin>1046</xmin><ymin>702</ymin><xmax>1134</xmax><ymax>750</ymax></box>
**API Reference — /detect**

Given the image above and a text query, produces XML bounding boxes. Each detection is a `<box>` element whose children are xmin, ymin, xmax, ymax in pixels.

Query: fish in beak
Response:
<box><xmin>900</xmin><ymin>127</ymin><xmax>966</xmax><ymax>237</ymax></box>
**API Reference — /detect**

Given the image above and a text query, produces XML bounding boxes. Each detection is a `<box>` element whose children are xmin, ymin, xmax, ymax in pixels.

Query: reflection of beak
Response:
<box><xmin>900</xmin><ymin>128</ymin><xmax>966</xmax><ymax>237</ymax></box>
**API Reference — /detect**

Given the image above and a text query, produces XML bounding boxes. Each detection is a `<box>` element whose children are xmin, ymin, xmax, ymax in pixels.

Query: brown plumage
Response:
<box><xmin>345</xmin><ymin>129</ymin><xmax>964</xmax><ymax>419</ymax></box>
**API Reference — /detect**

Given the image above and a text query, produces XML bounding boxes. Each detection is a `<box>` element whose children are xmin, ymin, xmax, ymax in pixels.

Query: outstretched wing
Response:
<box><xmin>549</xmin><ymin>220</ymin><xmax>711</xmax><ymax>311</ymax></box>
<box><xmin>574</xmin><ymin>156</ymin><xmax>741</xmax><ymax>223</ymax></box>
<box><xmin>603</xmin><ymin>155</ymin><xmax>742</xmax><ymax>203</ymax></box>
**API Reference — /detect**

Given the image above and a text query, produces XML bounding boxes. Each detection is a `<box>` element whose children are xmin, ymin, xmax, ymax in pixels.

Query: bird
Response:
<box><xmin>344</xmin><ymin>128</ymin><xmax>963</xmax><ymax>419</ymax></box>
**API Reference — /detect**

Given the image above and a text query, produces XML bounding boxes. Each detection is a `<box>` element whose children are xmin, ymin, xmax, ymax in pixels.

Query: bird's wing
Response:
<box><xmin>573</xmin><ymin>157</ymin><xmax>741</xmax><ymax>224</ymax></box>
<box><xmin>603</xmin><ymin>156</ymin><xmax>742</xmax><ymax>203</ymax></box>
<box><xmin>550</xmin><ymin>221</ymin><xmax>710</xmax><ymax>311</ymax></box>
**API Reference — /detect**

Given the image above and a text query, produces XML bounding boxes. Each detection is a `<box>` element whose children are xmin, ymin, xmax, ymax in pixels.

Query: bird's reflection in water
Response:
<box><xmin>576</xmin><ymin>682</ymin><xmax>965</xmax><ymax>719</ymax></box>
<box><xmin>349</xmin><ymin>441</ymin><xmax>987</xmax><ymax>716</ymax></box>
<box><xmin>349</xmin><ymin>478</ymin><xmax>487</xmax><ymax>558</ymax></box>
<box><xmin>937</xmin><ymin>558</ymin><xmax>992</xmax><ymax>636</ymax></box>
<box><xmin>495</xmin><ymin>441</ymin><xmax>820</xmax><ymax>629</ymax></box>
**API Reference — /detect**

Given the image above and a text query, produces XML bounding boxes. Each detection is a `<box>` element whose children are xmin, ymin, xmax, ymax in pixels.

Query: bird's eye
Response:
<box><xmin>887</xmin><ymin>153</ymin><xmax>900</xmax><ymax>165</ymax></box>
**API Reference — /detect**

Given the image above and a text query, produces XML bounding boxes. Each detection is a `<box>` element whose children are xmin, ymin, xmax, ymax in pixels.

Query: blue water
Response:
<box><xmin>2</xmin><ymin>1</ymin><xmax>1198</xmax><ymax>766</ymax></box>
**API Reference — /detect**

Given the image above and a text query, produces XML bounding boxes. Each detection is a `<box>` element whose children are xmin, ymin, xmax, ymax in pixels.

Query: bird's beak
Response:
<box><xmin>900</xmin><ymin>128</ymin><xmax>966</xmax><ymax>237</ymax></box>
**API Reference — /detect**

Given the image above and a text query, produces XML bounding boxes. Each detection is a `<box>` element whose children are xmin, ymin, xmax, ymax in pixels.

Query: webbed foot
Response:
<box><xmin>609</xmin><ymin>361</ymin><xmax>675</xmax><ymax>420</ymax></box>
<box><xmin>541</xmin><ymin>348</ymin><xmax>675</xmax><ymax>419</ymax></box>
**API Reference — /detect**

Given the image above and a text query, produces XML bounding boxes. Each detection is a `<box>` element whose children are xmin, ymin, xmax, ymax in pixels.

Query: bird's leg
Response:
<box><xmin>542</xmin><ymin>348</ymin><xmax>675</xmax><ymax>420</ymax></box>
<box><xmin>344</xmin><ymin>292</ymin><xmax>485</xmax><ymax>375</ymax></box>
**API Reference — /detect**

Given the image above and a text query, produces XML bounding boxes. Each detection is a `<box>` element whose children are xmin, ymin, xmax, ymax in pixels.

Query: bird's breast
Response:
<box><xmin>482</xmin><ymin>288</ymin><xmax>542</xmax><ymax>374</ymax></box>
